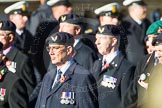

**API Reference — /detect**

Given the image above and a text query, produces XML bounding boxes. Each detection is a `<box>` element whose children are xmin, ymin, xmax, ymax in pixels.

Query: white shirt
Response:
<box><xmin>102</xmin><ymin>50</ymin><xmax>120</xmax><ymax>66</ymax></box>
<box><xmin>51</xmin><ymin>59</ymin><xmax>74</xmax><ymax>88</ymax></box>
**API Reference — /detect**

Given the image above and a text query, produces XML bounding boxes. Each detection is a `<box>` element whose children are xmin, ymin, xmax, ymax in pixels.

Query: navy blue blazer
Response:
<box><xmin>35</xmin><ymin>61</ymin><xmax>98</xmax><ymax>108</ymax></box>
<box><xmin>73</xmin><ymin>41</ymin><xmax>98</xmax><ymax>70</ymax></box>
<box><xmin>92</xmin><ymin>53</ymin><xmax>135</xmax><ymax>108</ymax></box>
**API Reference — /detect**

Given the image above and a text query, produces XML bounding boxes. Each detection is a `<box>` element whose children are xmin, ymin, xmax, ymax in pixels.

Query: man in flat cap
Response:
<box><xmin>121</xmin><ymin>20</ymin><xmax>162</xmax><ymax>108</ymax></box>
<box><xmin>35</xmin><ymin>32</ymin><xmax>98</xmax><ymax>108</ymax></box>
<box><xmin>58</xmin><ymin>13</ymin><xmax>98</xmax><ymax>70</ymax></box>
<box><xmin>0</xmin><ymin>42</ymin><xmax>28</xmax><ymax>108</ymax></box>
<box><xmin>4</xmin><ymin>1</ymin><xmax>33</xmax><ymax>56</ymax></box>
<box><xmin>0</xmin><ymin>20</ymin><xmax>36</xmax><ymax>98</ymax></box>
<box><xmin>94</xmin><ymin>2</ymin><xmax>121</xmax><ymax>26</ymax></box>
<box><xmin>121</xmin><ymin>0</ymin><xmax>151</xmax><ymax>66</ymax></box>
<box><xmin>92</xmin><ymin>24</ymin><xmax>135</xmax><ymax>108</ymax></box>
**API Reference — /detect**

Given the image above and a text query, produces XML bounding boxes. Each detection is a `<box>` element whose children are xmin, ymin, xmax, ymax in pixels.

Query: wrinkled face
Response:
<box><xmin>155</xmin><ymin>44</ymin><xmax>162</xmax><ymax>64</ymax></box>
<box><xmin>146</xmin><ymin>35</ymin><xmax>157</xmax><ymax>54</ymax></box>
<box><xmin>99</xmin><ymin>16</ymin><xmax>119</xmax><ymax>25</ymax></box>
<box><xmin>9</xmin><ymin>14</ymin><xmax>28</xmax><ymax>30</ymax></box>
<box><xmin>132</xmin><ymin>5</ymin><xmax>147</xmax><ymax>20</ymax></box>
<box><xmin>47</xmin><ymin>44</ymin><xmax>72</xmax><ymax>66</ymax></box>
<box><xmin>95</xmin><ymin>34</ymin><xmax>114</xmax><ymax>55</ymax></box>
<box><xmin>0</xmin><ymin>30</ymin><xmax>13</xmax><ymax>50</ymax></box>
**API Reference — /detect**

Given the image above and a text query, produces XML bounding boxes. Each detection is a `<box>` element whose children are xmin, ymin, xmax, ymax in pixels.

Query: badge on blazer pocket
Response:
<box><xmin>60</xmin><ymin>92</ymin><xmax>75</xmax><ymax>105</ymax></box>
<box><xmin>101</xmin><ymin>75</ymin><xmax>117</xmax><ymax>89</ymax></box>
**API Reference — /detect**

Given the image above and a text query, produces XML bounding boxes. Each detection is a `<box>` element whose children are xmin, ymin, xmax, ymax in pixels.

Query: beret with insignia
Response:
<box><xmin>0</xmin><ymin>20</ymin><xmax>16</xmax><ymax>32</ymax></box>
<box><xmin>46</xmin><ymin>32</ymin><xmax>74</xmax><ymax>46</ymax></box>
<box><xmin>97</xmin><ymin>24</ymin><xmax>121</xmax><ymax>37</ymax></box>
<box><xmin>123</xmin><ymin>0</ymin><xmax>146</xmax><ymax>7</ymax></box>
<box><xmin>94</xmin><ymin>2</ymin><xmax>120</xmax><ymax>17</ymax></box>
<box><xmin>47</xmin><ymin>0</ymin><xmax>71</xmax><ymax>7</ymax></box>
<box><xmin>152</xmin><ymin>33</ymin><xmax>162</xmax><ymax>46</ymax></box>
<box><xmin>4</xmin><ymin>1</ymin><xmax>29</xmax><ymax>16</ymax></box>
<box><xmin>58</xmin><ymin>14</ymin><xmax>82</xmax><ymax>26</ymax></box>
<box><xmin>146</xmin><ymin>20</ymin><xmax>162</xmax><ymax>35</ymax></box>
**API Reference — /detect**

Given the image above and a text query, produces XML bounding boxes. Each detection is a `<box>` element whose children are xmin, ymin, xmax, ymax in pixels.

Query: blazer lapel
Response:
<box><xmin>47</xmin><ymin>62</ymin><xmax>76</xmax><ymax>98</ymax></box>
<box><xmin>99</xmin><ymin>53</ymin><xmax>124</xmax><ymax>76</ymax></box>
<box><xmin>108</xmin><ymin>53</ymin><xmax>124</xmax><ymax>76</ymax></box>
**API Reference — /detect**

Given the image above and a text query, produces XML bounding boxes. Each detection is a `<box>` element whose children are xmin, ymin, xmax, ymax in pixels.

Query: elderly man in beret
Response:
<box><xmin>35</xmin><ymin>32</ymin><xmax>98</xmax><ymax>108</ymax></box>
<box><xmin>122</xmin><ymin>0</ymin><xmax>151</xmax><ymax>66</ymax></box>
<box><xmin>121</xmin><ymin>21</ymin><xmax>162</xmax><ymax>108</ymax></box>
<box><xmin>57</xmin><ymin>13</ymin><xmax>98</xmax><ymax>70</ymax></box>
<box><xmin>0</xmin><ymin>41</ymin><xmax>28</xmax><ymax>108</ymax></box>
<box><xmin>0</xmin><ymin>20</ymin><xmax>36</xmax><ymax>98</ymax></box>
<box><xmin>91</xmin><ymin>24</ymin><xmax>135</xmax><ymax>108</ymax></box>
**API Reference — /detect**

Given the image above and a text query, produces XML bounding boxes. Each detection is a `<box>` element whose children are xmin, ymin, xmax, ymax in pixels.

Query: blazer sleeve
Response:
<box><xmin>79</xmin><ymin>74</ymin><xmax>98</xmax><ymax>108</ymax></box>
<box><xmin>9</xmin><ymin>79</ymin><xmax>29</xmax><ymax>108</ymax></box>
<box><xmin>21</xmin><ymin>58</ymin><xmax>37</xmax><ymax>96</ymax></box>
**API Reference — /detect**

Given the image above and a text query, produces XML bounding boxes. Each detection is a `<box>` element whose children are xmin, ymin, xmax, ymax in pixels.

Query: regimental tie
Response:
<box><xmin>52</xmin><ymin>69</ymin><xmax>62</xmax><ymax>89</ymax></box>
<box><xmin>102</xmin><ymin>59</ymin><xmax>107</xmax><ymax>70</ymax></box>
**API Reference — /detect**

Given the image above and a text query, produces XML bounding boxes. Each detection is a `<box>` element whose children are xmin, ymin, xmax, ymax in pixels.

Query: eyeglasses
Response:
<box><xmin>46</xmin><ymin>45</ymin><xmax>66</xmax><ymax>52</ymax></box>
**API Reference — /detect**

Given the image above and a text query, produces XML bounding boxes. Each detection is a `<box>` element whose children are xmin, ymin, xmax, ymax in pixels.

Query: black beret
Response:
<box><xmin>46</xmin><ymin>32</ymin><xmax>74</xmax><ymax>46</ymax></box>
<box><xmin>0</xmin><ymin>20</ymin><xmax>16</xmax><ymax>32</ymax></box>
<box><xmin>97</xmin><ymin>24</ymin><xmax>121</xmax><ymax>37</ymax></box>
<box><xmin>152</xmin><ymin>33</ymin><xmax>162</xmax><ymax>46</ymax></box>
<box><xmin>58</xmin><ymin>14</ymin><xmax>82</xmax><ymax>26</ymax></box>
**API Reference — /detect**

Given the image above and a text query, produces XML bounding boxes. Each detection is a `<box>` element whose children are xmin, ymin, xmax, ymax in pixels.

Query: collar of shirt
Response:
<box><xmin>57</xmin><ymin>58</ymin><xmax>74</xmax><ymax>75</ymax></box>
<box><xmin>102</xmin><ymin>50</ymin><xmax>120</xmax><ymax>64</ymax></box>
<box><xmin>16</xmin><ymin>29</ymin><xmax>24</xmax><ymax>35</ymax></box>
<box><xmin>73</xmin><ymin>38</ymin><xmax>80</xmax><ymax>47</ymax></box>
<box><xmin>3</xmin><ymin>46</ymin><xmax>13</xmax><ymax>55</ymax></box>
<box><xmin>133</xmin><ymin>18</ymin><xmax>142</xmax><ymax>25</ymax></box>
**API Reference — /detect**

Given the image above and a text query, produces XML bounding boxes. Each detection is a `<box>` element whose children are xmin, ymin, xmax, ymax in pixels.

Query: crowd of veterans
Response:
<box><xmin>0</xmin><ymin>0</ymin><xmax>162</xmax><ymax>108</ymax></box>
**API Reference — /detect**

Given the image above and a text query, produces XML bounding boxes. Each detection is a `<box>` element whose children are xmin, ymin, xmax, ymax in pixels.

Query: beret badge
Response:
<box><xmin>98</xmin><ymin>27</ymin><xmax>105</xmax><ymax>33</ymax></box>
<box><xmin>51</xmin><ymin>35</ymin><xmax>58</xmax><ymax>42</ymax></box>
<box><xmin>61</xmin><ymin>16</ymin><xmax>66</xmax><ymax>21</ymax></box>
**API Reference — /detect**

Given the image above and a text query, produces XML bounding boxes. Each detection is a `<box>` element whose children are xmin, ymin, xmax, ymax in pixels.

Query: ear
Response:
<box><xmin>111</xmin><ymin>37</ymin><xmax>118</xmax><ymax>47</ymax></box>
<box><xmin>66</xmin><ymin>46</ymin><xmax>73</xmax><ymax>55</ymax></box>
<box><xmin>9</xmin><ymin>15</ymin><xmax>14</xmax><ymax>21</ymax></box>
<box><xmin>158</xmin><ymin>27</ymin><xmax>162</xmax><ymax>34</ymax></box>
<box><xmin>74</xmin><ymin>26</ymin><xmax>81</xmax><ymax>35</ymax></box>
<box><xmin>8</xmin><ymin>33</ymin><xmax>14</xmax><ymax>43</ymax></box>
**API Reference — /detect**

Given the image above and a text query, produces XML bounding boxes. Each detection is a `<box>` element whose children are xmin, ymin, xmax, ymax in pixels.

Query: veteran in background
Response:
<box><xmin>4</xmin><ymin>1</ymin><xmax>33</xmax><ymax>56</ymax></box>
<box><xmin>58</xmin><ymin>13</ymin><xmax>98</xmax><ymax>70</ymax></box>
<box><xmin>145</xmin><ymin>20</ymin><xmax>162</xmax><ymax>54</ymax></box>
<box><xmin>0</xmin><ymin>42</ymin><xmax>28</xmax><ymax>108</ymax></box>
<box><xmin>0</xmin><ymin>20</ymin><xmax>36</xmax><ymax>97</ymax></box>
<box><xmin>35</xmin><ymin>32</ymin><xmax>98</xmax><ymax>108</ymax></box>
<box><xmin>122</xmin><ymin>0</ymin><xmax>151</xmax><ymax>65</ymax></box>
<box><xmin>94</xmin><ymin>2</ymin><xmax>121</xmax><ymax>25</ymax></box>
<box><xmin>121</xmin><ymin>20</ymin><xmax>162</xmax><ymax>108</ymax></box>
<box><xmin>92</xmin><ymin>24</ymin><xmax>135</xmax><ymax>108</ymax></box>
